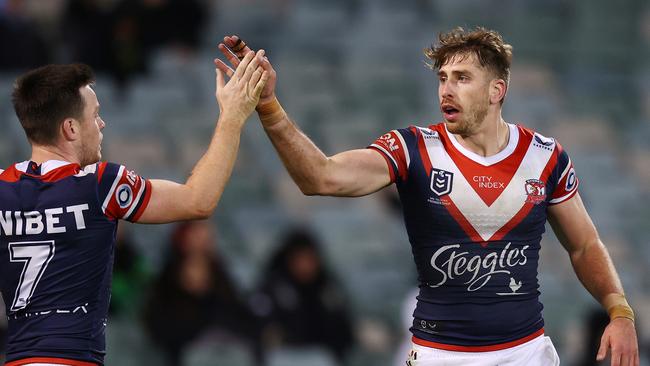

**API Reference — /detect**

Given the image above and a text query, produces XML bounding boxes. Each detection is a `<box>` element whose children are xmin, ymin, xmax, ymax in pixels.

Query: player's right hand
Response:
<box><xmin>215</xmin><ymin>35</ymin><xmax>277</xmax><ymax>107</ymax></box>
<box><xmin>214</xmin><ymin>49</ymin><xmax>269</xmax><ymax>126</ymax></box>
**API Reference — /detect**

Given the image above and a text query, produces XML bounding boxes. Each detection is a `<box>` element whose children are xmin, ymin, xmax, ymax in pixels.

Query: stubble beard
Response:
<box><xmin>79</xmin><ymin>142</ymin><xmax>101</xmax><ymax>167</ymax></box>
<box><xmin>447</xmin><ymin>102</ymin><xmax>488</xmax><ymax>137</ymax></box>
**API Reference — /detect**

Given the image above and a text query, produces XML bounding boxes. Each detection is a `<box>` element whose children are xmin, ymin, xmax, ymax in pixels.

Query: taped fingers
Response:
<box><xmin>231</xmin><ymin>38</ymin><xmax>246</xmax><ymax>53</ymax></box>
<box><xmin>227</xmin><ymin>36</ymin><xmax>251</xmax><ymax>60</ymax></box>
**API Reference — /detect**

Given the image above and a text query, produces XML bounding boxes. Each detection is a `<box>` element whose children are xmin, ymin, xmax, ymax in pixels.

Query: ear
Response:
<box><xmin>60</xmin><ymin>118</ymin><xmax>80</xmax><ymax>142</ymax></box>
<box><xmin>489</xmin><ymin>79</ymin><xmax>507</xmax><ymax>105</ymax></box>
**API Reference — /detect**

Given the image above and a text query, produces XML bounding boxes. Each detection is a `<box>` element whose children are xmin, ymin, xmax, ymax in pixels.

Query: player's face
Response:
<box><xmin>78</xmin><ymin>85</ymin><xmax>105</xmax><ymax>166</ymax></box>
<box><xmin>438</xmin><ymin>53</ymin><xmax>492</xmax><ymax>135</ymax></box>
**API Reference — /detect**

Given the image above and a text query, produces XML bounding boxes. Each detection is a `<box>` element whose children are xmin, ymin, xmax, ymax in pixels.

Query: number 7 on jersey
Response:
<box><xmin>8</xmin><ymin>240</ymin><xmax>56</xmax><ymax>311</ymax></box>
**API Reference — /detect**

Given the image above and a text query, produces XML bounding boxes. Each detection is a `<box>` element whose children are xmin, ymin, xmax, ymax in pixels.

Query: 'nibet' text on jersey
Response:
<box><xmin>0</xmin><ymin>160</ymin><xmax>151</xmax><ymax>364</ymax></box>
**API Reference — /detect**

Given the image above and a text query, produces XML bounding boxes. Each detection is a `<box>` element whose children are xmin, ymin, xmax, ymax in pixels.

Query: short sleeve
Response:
<box><xmin>367</xmin><ymin>128</ymin><xmax>413</xmax><ymax>184</ymax></box>
<box><xmin>548</xmin><ymin>143</ymin><xmax>579</xmax><ymax>205</ymax></box>
<box><xmin>96</xmin><ymin>162</ymin><xmax>152</xmax><ymax>221</ymax></box>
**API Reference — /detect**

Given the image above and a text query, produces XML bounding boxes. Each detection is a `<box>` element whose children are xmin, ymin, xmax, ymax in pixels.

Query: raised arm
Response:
<box><xmin>548</xmin><ymin>193</ymin><xmax>638</xmax><ymax>366</ymax></box>
<box><xmin>136</xmin><ymin>50</ymin><xmax>268</xmax><ymax>223</ymax></box>
<box><xmin>216</xmin><ymin>36</ymin><xmax>391</xmax><ymax>197</ymax></box>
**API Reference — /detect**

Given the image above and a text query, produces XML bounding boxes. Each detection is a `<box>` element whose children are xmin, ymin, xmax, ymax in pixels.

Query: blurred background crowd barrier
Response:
<box><xmin>0</xmin><ymin>0</ymin><xmax>649</xmax><ymax>365</ymax></box>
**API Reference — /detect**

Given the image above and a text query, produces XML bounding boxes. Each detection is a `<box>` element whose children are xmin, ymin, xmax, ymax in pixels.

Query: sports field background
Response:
<box><xmin>0</xmin><ymin>0</ymin><xmax>648</xmax><ymax>365</ymax></box>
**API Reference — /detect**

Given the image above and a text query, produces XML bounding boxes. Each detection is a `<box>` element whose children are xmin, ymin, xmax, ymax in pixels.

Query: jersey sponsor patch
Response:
<box><xmin>565</xmin><ymin>168</ymin><xmax>577</xmax><ymax>191</ymax></box>
<box><xmin>549</xmin><ymin>147</ymin><xmax>579</xmax><ymax>205</ymax></box>
<box><xmin>98</xmin><ymin>162</ymin><xmax>151</xmax><ymax>221</ymax></box>
<box><xmin>115</xmin><ymin>184</ymin><xmax>133</xmax><ymax>209</ymax></box>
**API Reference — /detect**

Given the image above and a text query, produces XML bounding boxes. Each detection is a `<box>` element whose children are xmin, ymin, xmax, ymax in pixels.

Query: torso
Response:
<box><xmin>370</xmin><ymin>123</ymin><xmax>578</xmax><ymax>349</ymax></box>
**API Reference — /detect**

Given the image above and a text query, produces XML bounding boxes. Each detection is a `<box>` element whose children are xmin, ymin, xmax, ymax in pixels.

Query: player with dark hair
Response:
<box><xmin>0</xmin><ymin>50</ymin><xmax>268</xmax><ymax>366</ymax></box>
<box><xmin>216</xmin><ymin>28</ymin><xmax>638</xmax><ymax>365</ymax></box>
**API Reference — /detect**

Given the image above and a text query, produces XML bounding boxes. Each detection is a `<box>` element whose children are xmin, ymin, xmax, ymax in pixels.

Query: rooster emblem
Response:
<box><xmin>509</xmin><ymin>277</ymin><xmax>522</xmax><ymax>293</ymax></box>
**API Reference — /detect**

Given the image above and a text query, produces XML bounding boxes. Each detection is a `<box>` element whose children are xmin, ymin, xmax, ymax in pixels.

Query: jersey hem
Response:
<box><xmin>412</xmin><ymin>327</ymin><xmax>544</xmax><ymax>352</ymax></box>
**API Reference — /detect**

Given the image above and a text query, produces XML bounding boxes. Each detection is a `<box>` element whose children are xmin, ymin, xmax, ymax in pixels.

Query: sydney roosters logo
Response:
<box><xmin>428</xmin><ymin>242</ymin><xmax>529</xmax><ymax>292</ymax></box>
<box><xmin>525</xmin><ymin>179</ymin><xmax>546</xmax><ymax>205</ymax></box>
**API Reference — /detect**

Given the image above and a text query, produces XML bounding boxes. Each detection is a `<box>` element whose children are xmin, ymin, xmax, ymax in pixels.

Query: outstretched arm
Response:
<box><xmin>548</xmin><ymin>193</ymin><xmax>638</xmax><ymax>366</ymax></box>
<box><xmin>137</xmin><ymin>50</ymin><xmax>269</xmax><ymax>223</ymax></box>
<box><xmin>216</xmin><ymin>36</ymin><xmax>391</xmax><ymax>197</ymax></box>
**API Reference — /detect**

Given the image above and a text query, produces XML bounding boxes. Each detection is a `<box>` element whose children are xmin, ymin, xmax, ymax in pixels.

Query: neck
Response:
<box><xmin>452</xmin><ymin>111</ymin><xmax>510</xmax><ymax>157</ymax></box>
<box><xmin>30</xmin><ymin>144</ymin><xmax>79</xmax><ymax>165</ymax></box>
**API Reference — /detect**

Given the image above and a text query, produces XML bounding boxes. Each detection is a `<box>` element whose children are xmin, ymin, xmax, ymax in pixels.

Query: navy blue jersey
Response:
<box><xmin>369</xmin><ymin>123</ymin><xmax>578</xmax><ymax>351</ymax></box>
<box><xmin>0</xmin><ymin>160</ymin><xmax>151</xmax><ymax>364</ymax></box>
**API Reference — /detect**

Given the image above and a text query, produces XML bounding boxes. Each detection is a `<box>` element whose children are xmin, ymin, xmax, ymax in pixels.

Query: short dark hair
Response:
<box><xmin>12</xmin><ymin>64</ymin><xmax>95</xmax><ymax>145</ymax></box>
<box><xmin>425</xmin><ymin>27</ymin><xmax>513</xmax><ymax>85</ymax></box>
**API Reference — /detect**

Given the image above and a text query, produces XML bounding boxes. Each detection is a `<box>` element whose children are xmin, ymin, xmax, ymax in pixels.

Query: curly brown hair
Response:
<box><xmin>425</xmin><ymin>27</ymin><xmax>513</xmax><ymax>85</ymax></box>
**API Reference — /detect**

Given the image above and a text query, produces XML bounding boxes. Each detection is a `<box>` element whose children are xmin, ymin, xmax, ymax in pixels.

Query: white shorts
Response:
<box><xmin>406</xmin><ymin>335</ymin><xmax>560</xmax><ymax>366</ymax></box>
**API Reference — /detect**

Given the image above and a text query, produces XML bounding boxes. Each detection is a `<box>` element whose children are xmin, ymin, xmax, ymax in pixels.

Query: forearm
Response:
<box><xmin>570</xmin><ymin>239</ymin><xmax>632</xmax><ymax>319</ymax></box>
<box><xmin>258</xmin><ymin>98</ymin><xmax>331</xmax><ymax>195</ymax></box>
<box><xmin>184</xmin><ymin>117</ymin><xmax>243</xmax><ymax>216</ymax></box>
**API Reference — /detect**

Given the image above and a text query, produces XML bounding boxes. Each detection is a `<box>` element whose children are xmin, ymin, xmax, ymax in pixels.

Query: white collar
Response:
<box><xmin>444</xmin><ymin>123</ymin><xmax>519</xmax><ymax>166</ymax></box>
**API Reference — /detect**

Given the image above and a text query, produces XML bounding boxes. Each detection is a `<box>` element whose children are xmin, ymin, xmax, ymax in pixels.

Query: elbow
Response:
<box><xmin>300</xmin><ymin>186</ymin><xmax>321</xmax><ymax>196</ymax></box>
<box><xmin>191</xmin><ymin>209</ymin><xmax>212</xmax><ymax>220</ymax></box>
<box><xmin>297</xmin><ymin>181</ymin><xmax>321</xmax><ymax>196</ymax></box>
<box><xmin>189</xmin><ymin>200</ymin><xmax>218</xmax><ymax>220</ymax></box>
<box><xmin>298</xmin><ymin>177</ymin><xmax>337</xmax><ymax>196</ymax></box>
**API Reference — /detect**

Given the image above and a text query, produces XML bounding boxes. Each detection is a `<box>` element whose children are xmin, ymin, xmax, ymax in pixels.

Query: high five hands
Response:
<box><xmin>216</xmin><ymin>35</ymin><xmax>277</xmax><ymax>107</ymax></box>
<box><xmin>214</xmin><ymin>47</ymin><xmax>269</xmax><ymax>124</ymax></box>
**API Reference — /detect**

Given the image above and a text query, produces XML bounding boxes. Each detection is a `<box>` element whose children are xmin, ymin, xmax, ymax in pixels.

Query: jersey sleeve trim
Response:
<box><xmin>125</xmin><ymin>179</ymin><xmax>152</xmax><ymax>222</ymax></box>
<box><xmin>548</xmin><ymin>187</ymin><xmax>578</xmax><ymax>205</ymax></box>
<box><xmin>368</xmin><ymin>145</ymin><xmax>397</xmax><ymax>183</ymax></box>
<box><xmin>367</xmin><ymin>129</ymin><xmax>410</xmax><ymax>183</ymax></box>
<box><xmin>395</xmin><ymin>130</ymin><xmax>411</xmax><ymax>168</ymax></box>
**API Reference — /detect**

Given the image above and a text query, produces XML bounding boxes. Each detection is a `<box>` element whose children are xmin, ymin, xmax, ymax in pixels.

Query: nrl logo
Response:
<box><xmin>525</xmin><ymin>179</ymin><xmax>546</xmax><ymax>205</ymax></box>
<box><xmin>430</xmin><ymin>168</ymin><xmax>453</xmax><ymax>196</ymax></box>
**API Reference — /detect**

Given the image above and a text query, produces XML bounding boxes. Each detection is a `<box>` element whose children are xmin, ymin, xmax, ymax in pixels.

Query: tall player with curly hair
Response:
<box><xmin>216</xmin><ymin>28</ymin><xmax>638</xmax><ymax>365</ymax></box>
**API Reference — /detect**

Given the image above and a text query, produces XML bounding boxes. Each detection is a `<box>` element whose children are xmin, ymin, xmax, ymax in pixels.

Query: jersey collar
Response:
<box><xmin>443</xmin><ymin>123</ymin><xmax>519</xmax><ymax>167</ymax></box>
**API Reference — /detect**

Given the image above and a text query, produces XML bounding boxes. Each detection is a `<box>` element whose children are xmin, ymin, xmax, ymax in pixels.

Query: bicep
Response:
<box><xmin>547</xmin><ymin>192</ymin><xmax>600</xmax><ymax>255</ymax></box>
<box><xmin>135</xmin><ymin>179</ymin><xmax>198</xmax><ymax>224</ymax></box>
<box><xmin>324</xmin><ymin>149</ymin><xmax>392</xmax><ymax>197</ymax></box>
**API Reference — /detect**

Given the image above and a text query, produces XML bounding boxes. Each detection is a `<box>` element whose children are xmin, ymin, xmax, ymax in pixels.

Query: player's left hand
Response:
<box><xmin>215</xmin><ymin>35</ymin><xmax>277</xmax><ymax>106</ymax></box>
<box><xmin>596</xmin><ymin>317</ymin><xmax>639</xmax><ymax>366</ymax></box>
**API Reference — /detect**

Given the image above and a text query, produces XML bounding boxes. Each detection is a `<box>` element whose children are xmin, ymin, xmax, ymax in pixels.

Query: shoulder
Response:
<box><xmin>517</xmin><ymin>124</ymin><xmax>560</xmax><ymax>152</ymax></box>
<box><xmin>393</xmin><ymin>122</ymin><xmax>445</xmax><ymax>141</ymax></box>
